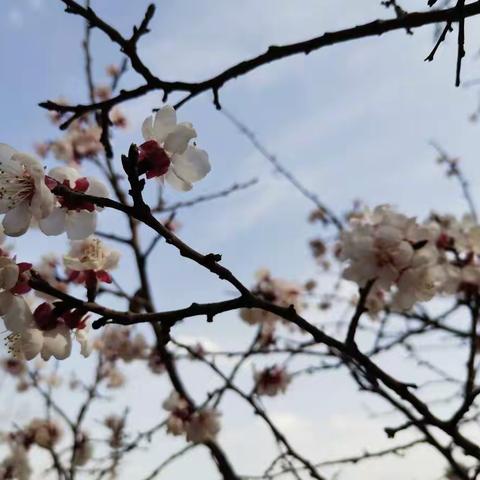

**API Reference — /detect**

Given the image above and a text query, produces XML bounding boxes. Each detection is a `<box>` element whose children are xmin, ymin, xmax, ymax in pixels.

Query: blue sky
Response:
<box><xmin>1</xmin><ymin>1</ymin><xmax>480</xmax><ymax>478</ymax></box>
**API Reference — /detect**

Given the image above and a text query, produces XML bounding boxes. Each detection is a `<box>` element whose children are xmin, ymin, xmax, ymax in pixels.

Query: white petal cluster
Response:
<box><xmin>162</xmin><ymin>391</ymin><xmax>221</xmax><ymax>443</ymax></box>
<box><xmin>427</xmin><ymin>214</ymin><xmax>480</xmax><ymax>295</ymax></box>
<box><xmin>140</xmin><ymin>105</ymin><xmax>211</xmax><ymax>191</ymax></box>
<box><xmin>64</xmin><ymin>237</ymin><xmax>119</xmax><ymax>272</ymax></box>
<box><xmin>0</xmin><ymin>144</ymin><xmax>54</xmax><ymax>237</ymax></box>
<box><xmin>184</xmin><ymin>408</ymin><xmax>221</xmax><ymax>443</ymax></box>
<box><xmin>1</xmin><ymin>287</ymin><xmax>92</xmax><ymax>361</ymax></box>
<box><xmin>338</xmin><ymin>205</ymin><xmax>480</xmax><ymax>312</ymax></box>
<box><xmin>340</xmin><ymin>206</ymin><xmax>442</xmax><ymax>311</ymax></box>
<box><xmin>0</xmin><ymin>257</ymin><xmax>32</xmax><ymax>335</ymax></box>
<box><xmin>39</xmin><ymin>166</ymin><xmax>108</xmax><ymax>240</ymax></box>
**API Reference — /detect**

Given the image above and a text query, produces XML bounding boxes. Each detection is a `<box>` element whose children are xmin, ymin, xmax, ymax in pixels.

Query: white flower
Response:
<box><xmin>392</xmin><ymin>246</ymin><xmax>442</xmax><ymax>310</ymax></box>
<box><xmin>185</xmin><ymin>408</ymin><xmax>221</xmax><ymax>443</ymax></box>
<box><xmin>19</xmin><ymin>323</ymin><xmax>72</xmax><ymax>361</ymax></box>
<box><xmin>340</xmin><ymin>206</ymin><xmax>425</xmax><ymax>289</ymax></box>
<box><xmin>163</xmin><ymin>390</ymin><xmax>190</xmax><ymax>437</ymax></box>
<box><xmin>139</xmin><ymin>105</ymin><xmax>210</xmax><ymax>191</ymax></box>
<box><xmin>162</xmin><ymin>391</ymin><xmax>220</xmax><ymax>442</ymax></box>
<box><xmin>166</xmin><ymin>415</ymin><xmax>186</xmax><ymax>436</ymax></box>
<box><xmin>39</xmin><ymin>166</ymin><xmax>108</xmax><ymax>239</ymax></box>
<box><xmin>75</xmin><ymin>328</ymin><xmax>93</xmax><ymax>357</ymax></box>
<box><xmin>0</xmin><ymin>257</ymin><xmax>33</xmax><ymax>334</ymax></box>
<box><xmin>0</xmin><ymin>144</ymin><xmax>54</xmax><ymax>236</ymax></box>
<box><xmin>64</xmin><ymin>237</ymin><xmax>119</xmax><ymax>272</ymax></box>
<box><xmin>1</xmin><ymin>294</ymin><xmax>33</xmax><ymax>334</ymax></box>
<box><xmin>339</xmin><ymin>205</ymin><xmax>446</xmax><ymax>311</ymax></box>
<box><xmin>0</xmin><ymin>256</ymin><xmax>19</xmax><ymax>291</ymax></box>
<box><xmin>8</xmin><ymin>303</ymin><xmax>93</xmax><ymax>361</ymax></box>
<box><xmin>163</xmin><ymin>390</ymin><xmax>188</xmax><ymax>412</ymax></box>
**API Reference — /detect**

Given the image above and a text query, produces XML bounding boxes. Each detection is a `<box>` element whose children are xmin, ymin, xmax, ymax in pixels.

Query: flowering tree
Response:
<box><xmin>2</xmin><ymin>1</ymin><xmax>480</xmax><ymax>479</ymax></box>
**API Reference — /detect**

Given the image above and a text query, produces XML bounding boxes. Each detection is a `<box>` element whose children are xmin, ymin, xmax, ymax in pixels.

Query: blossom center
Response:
<box><xmin>0</xmin><ymin>164</ymin><xmax>35</xmax><ymax>209</ymax></box>
<box><xmin>138</xmin><ymin>140</ymin><xmax>171</xmax><ymax>179</ymax></box>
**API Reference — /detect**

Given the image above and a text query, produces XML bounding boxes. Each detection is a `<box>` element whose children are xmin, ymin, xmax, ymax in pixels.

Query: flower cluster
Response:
<box><xmin>64</xmin><ymin>237</ymin><xmax>119</xmax><ymax>289</ymax></box>
<box><xmin>162</xmin><ymin>391</ymin><xmax>221</xmax><ymax>443</ymax></box>
<box><xmin>0</xmin><ymin>104</ymin><xmax>211</xmax><ymax>366</ymax></box>
<box><xmin>40</xmin><ymin>167</ymin><xmax>109</xmax><ymax>240</ymax></box>
<box><xmin>14</xmin><ymin>302</ymin><xmax>92</xmax><ymax>361</ymax></box>
<box><xmin>339</xmin><ymin>205</ymin><xmax>480</xmax><ymax>313</ymax></box>
<box><xmin>0</xmin><ymin>249</ymin><xmax>92</xmax><ymax>361</ymax></box>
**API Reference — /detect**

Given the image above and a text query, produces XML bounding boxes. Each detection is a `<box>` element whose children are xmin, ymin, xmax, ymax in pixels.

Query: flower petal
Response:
<box><xmin>0</xmin><ymin>291</ymin><xmax>14</xmax><ymax>316</ymax></box>
<box><xmin>171</xmin><ymin>146</ymin><xmax>210</xmax><ymax>183</ymax></box>
<box><xmin>39</xmin><ymin>208</ymin><xmax>67</xmax><ymax>236</ymax></box>
<box><xmin>152</xmin><ymin>105</ymin><xmax>177</xmax><ymax>143</ymax></box>
<box><xmin>75</xmin><ymin>329</ymin><xmax>92</xmax><ymax>357</ymax></box>
<box><xmin>3</xmin><ymin>296</ymin><xmax>33</xmax><ymax>333</ymax></box>
<box><xmin>66</xmin><ymin>211</ymin><xmax>96</xmax><ymax>240</ymax></box>
<box><xmin>164</xmin><ymin>123</ymin><xmax>196</xmax><ymax>155</ymax></box>
<box><xmin>141</xmin><ymin>115</ymin><xmax>155</xmax><ymax>141</ymax></box>
<box><xmin>165</xmin><ymin>168</ymin><xmax>192</xmax><ymax>192</ymax></box>
<box><xmin>2</xmin><ymin>202</ymin><xmax>32</xmax><ymax>237</ymax></box>
<box><xmin>48</xmin><ymin>166</ymin><xmax>79</xmax><ymax>184</ymax></box>
<box><xmin>85</xmin><ymin>177</ymin><xmax>109</xmax><ymax>199</ymax></box>
<box><xmin>31</xmin><ymin>182</ymin><xmax>55</xmax><ymax>219</ymax></box>
<box><xmin>41</xmin><ymin>324</ymin><xmax>72</xmax><ymax>360</ymax></box>
<box><xmin>0</xmin><ymin>259</ymin><xmax>19</xmax><ymax>291</ymax></box>
<box><xmin>20</xmin><ymin>328</ymin><xmax>44</xmax><ymax>360</ymax></box>
<box><xmin>0</xmin><ymin>143</ymin><xmax>16</xmax><ymax>163</ymax></box>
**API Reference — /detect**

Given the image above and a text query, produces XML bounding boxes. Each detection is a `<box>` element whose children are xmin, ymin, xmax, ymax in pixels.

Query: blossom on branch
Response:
<box><xmin>339</xmin><ymin>205</ymin><xmax>441</xmax><ymax>311</ymax></box>
<box><xmin>7</xmin><ymin>303</ymin><xmax>92</xmax><ymax>361</ymax></box>
<box><xmin>139</xmin><ymin>105</ymin><xmax>210</xmax><ymax>190</ymax></box>
<box><xmin>64</xmin><ymin>237</ymin><xmax>120</xmax><ymax>289</ymax></box>
<box><xmin>39</xmin><ymin>166</ymin><xmax>108</xmax><ymax>239</ymax></box>
<box><xmin>0</xmin><ymin>256</ymin><xmax>33</xmax><ymax>335</ymax></box>
<box><xmin>162</xmin><ymin>390</ymin><xmax>221</xmax><ymax>443</ymax></box>
<box><xmin>0</xmin><ymin>144</ymin><xmax>54</xmax><ymax>237</ymax></box>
